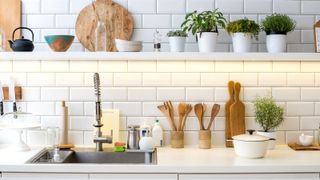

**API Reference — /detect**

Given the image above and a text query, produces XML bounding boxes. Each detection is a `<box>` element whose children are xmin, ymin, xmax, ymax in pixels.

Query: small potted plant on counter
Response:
<box><xmin>261</xmin><ymin>13</ymin><xmax>296</xmax><ymax>53</ymax></box>
<box><xmin>226</xmin><ymin>18</ymin><xmax>260</xmax><ymax>53</ymax></box>
<box><xmin>181</xmin><ymin>9</ymin><xmax>227</xmax><ymax>52</ymax></box>
<box><xmin>254</xmin><ymin>96</ymin><xmax>284</xmax><ymax>150</ymax></box>
<box><xmin>167</xmin><ymin>30</ymin><xmax>188</xmax><ymax>52</ymax></box>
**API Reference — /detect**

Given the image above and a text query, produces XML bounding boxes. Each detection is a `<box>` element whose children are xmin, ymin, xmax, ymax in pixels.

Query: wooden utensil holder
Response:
<box><xmin>171</xmin><ymin>131</ymin><xmax>184</xmax><ymax>148</ymax></box>
<box><xmin>199</xmin><ymin>130</ymin><xmax>211</xmax><ymax>149</ymax></box>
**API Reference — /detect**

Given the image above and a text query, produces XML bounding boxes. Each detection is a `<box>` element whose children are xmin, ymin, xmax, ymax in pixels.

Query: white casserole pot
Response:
<box><xmin>232</xmin><ymin>130</ymin><xmax>270</xmax><ymax>159</ymax></box>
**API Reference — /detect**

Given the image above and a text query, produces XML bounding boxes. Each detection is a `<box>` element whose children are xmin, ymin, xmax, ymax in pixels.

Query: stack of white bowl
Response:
<box><xmin>115</xmin><ymin>39</ymin><xmax>143</xmax><ymax>52</ymax></box>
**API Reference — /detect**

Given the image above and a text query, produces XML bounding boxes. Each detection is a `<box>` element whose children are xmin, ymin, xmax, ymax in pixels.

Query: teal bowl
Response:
<box><xmin>44</xmin><ymin>35</ymin><xmax>74</xmax><ymax>52</ymax></box>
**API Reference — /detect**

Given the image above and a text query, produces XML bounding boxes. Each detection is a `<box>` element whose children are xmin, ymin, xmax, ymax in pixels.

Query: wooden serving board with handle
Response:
<box><xmin>229</xmin><ymin>82</ymin><xmax>246</xmax><ymax>139</ymax></box>
<box><xmin>0</xmin><ymin>0</ymin><xmax>21</xmax><ymax>51</ymax></box>
<box><xmin>225</xmin><ymin>81</ymin><xmax>235</xmax><ymax>147</ymax></box>
<box><xmin>75</xmin><ymin>0</ymin><xmax>133</xmax><ymax>52</ymax></box>
<box><xmin>288</xmin><ymin>143</ymin><xmax>320</xmax><ymax>151</ymax></box>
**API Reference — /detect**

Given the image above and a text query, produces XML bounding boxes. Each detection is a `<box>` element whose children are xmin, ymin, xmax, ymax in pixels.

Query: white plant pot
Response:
<box><xmin>266</xmin><ymin>34</ymin><xmax>287</xmax><ymax>53</ymax></box>
<box><xmin>169</xmin><ymin>37</ymin><xmax>186</xmax><ymax>52</ymax></box>
<box><xmin>197</xmin><ymin>32</ymin><xmax>218</xmax><ymax>52</ymax></box>
<box><xmin>232</xmin><ymin>33</ymin><xmax>252</xmax><ymax>53</ymax></box>
<box><xmin>257</xmin><ymin>131</ymin><xmax>276</xmax><ymax>150</ymax></box>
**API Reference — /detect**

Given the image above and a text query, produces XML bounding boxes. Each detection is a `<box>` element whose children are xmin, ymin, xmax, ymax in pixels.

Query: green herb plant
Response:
<box><xmin>261</xmin><ymin>13</ymin><xmax>296</xmax><ymax>35</ymax></box>
<box><xmin>167</xmin><ymin>30</ymin><xmax>188</xmax><ymax>37</ymax></box>
<box><xmin>181</xmin><ymin>9</ymin><xmax>227</xmax><ymax>36</ymax></box>
<box><xmin>254</xmin><ymin>96</ymin><xmax>284</xmax><ymax>132</ymax></box>
<box><xmin>226</xmin><ymin>18</ymin><xmax>260</xmax><ymax>40</ymax></box>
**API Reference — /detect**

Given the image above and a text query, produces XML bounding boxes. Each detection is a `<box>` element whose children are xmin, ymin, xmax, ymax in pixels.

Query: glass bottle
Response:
<box><xmin>94</xmin><ymin>20</ymin><xmax>107</xmax><ymax>52</ymax></box>
<box><xmin>153</xmin><ymin>30</ymin><xmax>162</xmax><ymax>52</ymax></box>
<box><xmin>0</xmin><ymin>27</ymin><xmax>5</xmax><ymax>52</ymax></box>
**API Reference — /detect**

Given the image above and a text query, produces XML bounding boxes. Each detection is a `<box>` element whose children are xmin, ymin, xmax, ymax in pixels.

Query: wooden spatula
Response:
<box><xmin>181</xmin><ymin>104</ymin><xmax>192</xmax><ymax>131</ymax></box>
<box><xmin>225</xmin><ymin>81</ymin><xmax>235</xmax><ymax>147</ymax></box>
<box><xmin>195</xmin><ymin>103</ymin><xmax>205</xmax><ymax>130</ymax></box>
<box><xmin>178</xmin><ymin>102</ymin><xmax>187</xmax><ymax>131</ymax></box>
<box><xmin>230</xmin><ymin>82</ymin><xmax>245</xmax><ymax>137</ymax></box>
<box><xmin>207</xmin><ymin>104</ymin><xmax>220</xmax><ymax>130</ymax></box>
<box><xmin>158</xmin><ymin>103</ymin><xmax>177</xmax><ymax>131</ymax></box>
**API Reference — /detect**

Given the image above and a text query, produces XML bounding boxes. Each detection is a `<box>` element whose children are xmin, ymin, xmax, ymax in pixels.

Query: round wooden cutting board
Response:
<box><xmin>75</xmin><ymin>0</ymin><xmax>133</xmax><ymax>52</ymax></box>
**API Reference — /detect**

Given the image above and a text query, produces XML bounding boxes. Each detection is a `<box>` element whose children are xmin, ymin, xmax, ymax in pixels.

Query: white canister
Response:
<box><xmin>266</xmin><ymin>34</ymin><xmax>287</xmax><ymax>53</ymax></box>
<box><xmin>232</xmin><ymin>33</ymin><xmax>252</xmax><ymax>53</ymax></box>
<box><xmin>169</xmin><ymin>37</ymin><xmax>186</xmax><ymax>52</ymax></box>
<box><xmin>196</xmin><ymin>32</ymin><xmax>218</xmax><ymax>52</ymax></box>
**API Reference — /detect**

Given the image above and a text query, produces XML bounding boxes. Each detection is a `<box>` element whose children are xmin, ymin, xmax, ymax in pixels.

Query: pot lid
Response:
<box><xmin>232</xmin><ymin>130</ymin><xmax>270</xmax><ymax>142</ymax></box>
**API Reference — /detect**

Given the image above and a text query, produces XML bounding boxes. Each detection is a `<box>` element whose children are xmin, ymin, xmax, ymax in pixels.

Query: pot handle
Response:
<box><xmin>247</xmin><ymin>129</ymin><xmax>255</xmax><ymax>135</ymax></box>
<box><xmin>12</xmin><ymin>27</ymin><xmax>34</xmax><ymax>42</ymax></box>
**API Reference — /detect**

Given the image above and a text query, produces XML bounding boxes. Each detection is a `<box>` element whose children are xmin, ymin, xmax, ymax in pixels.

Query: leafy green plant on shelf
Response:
<box><xmin>261</xmin><ymin>13</ymin><xmax>296</xmax><ymax>35</ymax></box>
<box><xmin>167</xmin><ymin>30</ymin><xmax>188</xmax><ymax>37</ymax></box>
<box><xmin>226</xmin><ymin>18</ymin><xmax>260</xmax><ymax>40</ymax></box>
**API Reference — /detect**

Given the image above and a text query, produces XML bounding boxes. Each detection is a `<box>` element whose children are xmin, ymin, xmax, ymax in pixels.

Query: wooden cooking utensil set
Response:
<box><xmin>158</xmin><ymin>101</ymin><xmax>220</xmax><ymax>149</ymax></box>
<box><xmin>225</xmin><ymin>81</ymin><xmax>246</xmax><ymax>147</ymax></box>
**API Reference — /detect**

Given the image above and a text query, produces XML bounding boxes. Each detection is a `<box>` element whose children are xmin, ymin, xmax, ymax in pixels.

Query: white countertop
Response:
<box><xmin>0</xmin><ymin>146</ymin><xmax>319</xmax><ymax>174</ymax></box>
<box><xmin>0</xmin><ymin>52</ymin><xmax>320</xmax><ymax>61</ymax></box>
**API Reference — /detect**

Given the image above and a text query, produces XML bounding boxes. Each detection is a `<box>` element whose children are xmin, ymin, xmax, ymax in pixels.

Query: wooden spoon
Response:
<box><xmin>158</xmin><ymin>103</ymin><xmax>176</xmax><ymax>131</ymax></box>
<box><xmin>195</xmin><ymin>103</ymin><xmax>205</xmax><ymax>130</ymax></box>
<box><xmin>178</xmin><ymin>102</ymin><xmax>187</xmax><ymax>131</ymax></box>
<box><xmin>207</xmin><ymin>104</ymin><xmax>220</xmax><ymax>130</ymax></box>
<box><xmin>181</xmin><ymin>104</ymin><xmax>192</xmax><ymax>131</ymax></box>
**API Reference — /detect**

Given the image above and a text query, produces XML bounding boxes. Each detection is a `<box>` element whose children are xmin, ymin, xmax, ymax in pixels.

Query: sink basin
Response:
<box><xmin>27</xmin><ymin>148</ymin><xmax>157</xmax><ymax>164</ymax></box>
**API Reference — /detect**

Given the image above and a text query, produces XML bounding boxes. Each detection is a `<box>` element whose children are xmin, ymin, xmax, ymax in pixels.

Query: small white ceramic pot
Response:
<box><xmin>299</xmin><ymin>134</ymin><xmax>314</xmax><ymax>146</ymax></box>
<box><xmin>257</xmin><ymin>131</ymin><xmax>276</xmax><ymax>150</ymax></box>
<box><xmin>232</xmin><ymin>130</ymin><xmax>270</xmax><ymax>159</ymax></box>
<box><xmin>266</xmin><ymin>34</ymin><xmax>287</xmax><ymax>53</ymax></box>
<box><xmin>197</xmin><ymin>32</ymin><xmax>218</xmax><ymax>52</ymax></box>
<box><xmin>232</xmin><ymin>33</ymin><xmax>252</xmax><ymax>53</ymax></box>
<box><xmin>169</xmin><ymin>37</ymin><xmax>186</xmax><ymax>52</ymax></box>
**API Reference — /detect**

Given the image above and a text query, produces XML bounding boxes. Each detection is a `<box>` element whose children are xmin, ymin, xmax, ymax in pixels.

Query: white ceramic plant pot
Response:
<box><xmin>169</xmin><ymin>37</ymin><xmax>186</xmax><ymax>52</ymax></box>
<box><xmin>257</xmin><ymin>131</ymin><xmax>276</xmax><ymax>150</ymax></box>
<box><xmin>232</xmin><ymin>33</ymin><xmax>252</xmax><ymax>53</ymax></box>
<box><xmin>197</xmin><ymin>32</ymin><xmax>218</xmax><ymax>52</ymax></box>
<box><xmin>266</xmin><ymin>34</ymin><xmax>287</xmax><ymax>53</ymax></box>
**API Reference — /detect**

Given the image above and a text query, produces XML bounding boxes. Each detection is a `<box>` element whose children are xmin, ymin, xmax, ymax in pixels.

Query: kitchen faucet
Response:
<box><xmin>93</xmin><ymin>73</ymin><xmax>112</xmax><ymax>151</ymax></box>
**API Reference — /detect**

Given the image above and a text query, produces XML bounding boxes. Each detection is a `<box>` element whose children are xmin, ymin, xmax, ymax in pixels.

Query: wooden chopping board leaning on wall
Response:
<box><xmin>75</xmin><ymin>0</ymin><xmax>134</xmax><ymax>52</ymax></box>
<box><xmin>0</xmin><ymin>0</ymin><xmax>21</xmax><ymax>51</ymax></box>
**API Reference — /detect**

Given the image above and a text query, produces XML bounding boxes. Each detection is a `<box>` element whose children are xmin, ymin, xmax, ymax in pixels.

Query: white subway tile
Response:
<box><xmin>157</xmin><ymin>87</ymin><xmax>185</xmax><ymax>101</ymax></box>
<box><xmin>272</xmin><ymin>62</ymin><xmax>300</xmax><ymax>72</ymax></box>
<box><xmin>186</xmin><ymin>88</ymin><xmax>214</xmax><ymax>101</ymax></box>
<box><xmin>128</xmin><ymin>87</ymin><xmax>156</xmax><ymax>101</ymax></box>
<box><xmin>41</xmin><ymin>0</ymin><xmax>69</xmax><ymax>13</ymax></box>
<box><xmin>172</xmin><ymin>15</ymin><xmax>185</xmax><ymax>28</ymax></box>
<box><xmin>22</xmin><ymin>87</ymin><xmax>41</xmax><ymax>101</ymax></box>
<box><xmin>41</xmin><ymin>61</ymin><xmax>69</xmax><ymax>72</ymax></box>
<box><xmin>157</xmin><ymin>0</ymin><xmax>185</xmax><ymax>13</ymax></box>
<box><xmin>201</xmin><ymin>73</ymin><xmax>229</xmax><ymax>86</ymax></box>
<box><xmin>70</xmin><ymin>116</ymin><xmax>94</xmax><ymax>131</ymax></box>
<box><xmin>131</xmin><ymin>29</ymin><xmax>155</xmax><ymax>43</ymax></box>
<box><xmin>70</xmin><ymin>61</ymin><xmax>98</xmax><ymax>72</ymax></box>
<box><xmin>273</xmin><ymin>0</ymin><xmax>300</xmax><ymax>14</ymax></box>
<box><xmin>84</xmin><ymin>73</ymin><xmax>113</xmax><ymax>86</ymax></box>
<box><xmin>315</xmin><ymin>103</ymin><xmax>320</xmax><ymax>115</ymax></box>
<box><xmin>114</xmin><ymin>102</ymin><xmax>141</xmax><ymax>116</ymax></box>
<box><xmin>172</xmin><ymin>73</ymin><xmax>201</xmax><ymax>86</ymax></box>
<box><xmin>286</xmin><ymin>131</ymin><xmax>313</xmax><ymax>144</ymax></box>
<box><xmin>0</xmin><ymin>73</ymin><xmax>27</xmax><ymax>86</ymax></box>
<box><xmin>184</xmin><ymin>131</ymin><xmax>199</xmax><ymax>146</ymax></box>
<box><xmin>132</xmin><ymin>15</ymin><xmax>142</xmax><ymax>28</ymax></box>
<box><xmin>301</xmin><ymin>88</ymin><xmax>320</xmax><ymax>101</ymax></box>
<box><xmin>83</xmin><ymin>131</ymin><xmax>95</xmax><ymax>146</ymax></box>
<box><xmin>272</xmin><ymin>88</ymin><xmax>300</xmax><ymax>101</ymax></box>
<box><xmin>300</xmin><ymin>116</ymin><xmax>320</xmax><ymax>130</ymax></box>
<box><xmin>216</xmin><ymin>0</ymin><xmax>244</xmax><ymax>13</ymax></box>
<box><xmin>68</xmin><ymin>131</ymin><xmax>84</xmax><ymax>145</ymax></box>
<box><xmin>143</xmin><ymin>15</ymin><xmax>171</xmax><ymax>28</ymax></box>
<box><xmin>215</xmin><ymin>61</ymin><xmax>243</xmax><ymax>72</ymax></box>
<box><xmin>186</xmin><ymin>0</ymin><xmax>214</xmax><ymax>12</ymax></box>
<box><xmin>128</xmin><ymin>0</ymin><xmax>156</xmax><ymax>13</ymax></box>
<box><xmin>245</xmin><ymin>102</ymin><xmax>254</xmax><ymax>116</ymax></box>
<box><xmin>114</xmin><ymin>73</ymin><xmax>141</xmax><ymax>86</ymax></box>
<box><xmin>27</xmin><ymin>130</ymin><xmax>46</xmax><ymax>145</ymax></box>
<box><xmin>217</xmin><ymin>30</ymin><xmax>232</xmax><ymax>43</ymax></box>
<box><xmin>302</xmin><ymin>1</ymin><xmax>320</xmax><ymax>14</ymax></box>
<box><xmin>62</xmin><ymin>102</ymin><xmax>84</xmax><ymax>116</ymax></box>
<box><xmin>301</xmin><ymin>62</ymin><xmax>320</xmax><ymax>72</ymax></box>
<box><xmin>185</xmin><ymin>117</ymin><xmax>210</xmax><ymax>131</ymax></box>
<box><xmin>99</xmin><ymin>61</ymin><xmax>127</xmax><ymax>72</ymax></box>
<box><xmin>215</xmin><ymin>88</ymin><xmax>228</xmax><ymax>101</ymax></box>
<box><xmin>41</xmin><ymin>88</ymin><xmax>69</xmax><ymax>101</ymax></box>
<box><xmin>101</xmin><ymin>87</ymin><xmax>127</xmax><ymax>101</ymax></box>
<box><xmin>287</xmin><ymin>102</ymin><xmax>314</xmax><ymax>116</ymax></box>
<box><xmin>70</xmin><ymin>0</ymin><xmax>91</xmax><ymax>13</ymax></box>
<box><xmin>186</xmin><ymin>61</ymin><xmax>214</xmax><ymax>72</ymax></box>
<box><xmin>278</xmin><ymin>117</ymin><xmax>299</xmax><ymax>131</ymax></box>
<box><xmin>27</xmin><ymin>15</ymin><xmax>55</xmax><ymax>28</ymax></box>
<box><xmin>27</xmin><ymin>102</ymin><xmax>55</xmax><ymax>115</ymax></box>
<box><xmin>244</xmin><ymin>0</ymin><xmax>272</xmax><ymax>13</ymax></box>
<box><xmin>287</xmin><ymin>73</ymin><xmax>314</xmax><ymax>86</ymax></box>
<box><xmin>212</xmin><ymin>131</ymin><xmax>225</xmax><ymax>147</ymax></box>
<box><xmin>259</xmin><ymin>73</ymin><xmax>286</xmax><ymax>86</ymax></box>
<box><xmin>157</xmin><ymin>61</ymin><xmax>185</xmax><ymax>72</ymax></box>
<box><xmin>142</xmin><ymin>102</ymin><xmax>162</xmax><ymax>116</ymax></box>
<box><xmin>41</xmin><ymin>116</ymin><xmax>61</xmax><ymax>129</ymax></box>
<box><xmin>0</xmin><ymin>61</ymin><xmax>12</xmax><ymax>72</ymax></box>
<box><xmin>244</xmin><ymin>62</ymin><xmax>272</xmax><ymax>72</ymax></box>
<box><xmin>301</xmin><ymin>30</ymin><xmax>314</xmax><ymax>43</ymax></box>
<box><xmin>27</xmin><ymin>73</ymin><xmax>55</xmax><ymax>86</ymax></box>
<box><xmin>56</xmin><ymin>73</ymin><xmax>84</xmax><ymax>87</ymax></box>
<box><xmin>143</xmin><ymin>73</ymin><xmax>171</xmax><ymax>86</ymax></box>
<box><xmin>230</xmin><ymin>73</ymin><xmax>257</xmax><ymax>86</ymax></box>
<box><xmin>22</xmin><ymin>0</ymin><xmax>40</xmax><ymax>13</ymax></box>
<box><xmin>290</xmin><ymin>15</ymin><xmax>314</xmax><ymax>29</ymax></box>
<box><xmin>287</xmin><ymin>30</ymin><xmax>301</xmax><ymax>43</ymax></box>
<box><xmin>56</xmin><ymin>15</ymin><xmax>78</xmax><ymax>28</ymax></box>
<box><xmin>13</xmin><ymin>61</ymin><xmax>40</xmax><ymax>72</ymax></box>
<box><xmin>245</xmin><ymin>117</ymin><xmax>261</xmax><ymax>130</ymax></box>
<box><xmin>70</xmin><ymin>87</ymin><xmax>95</xmax><ymax>101</ymax></box>
<box><xmin>128</xmin><ymin>61</ymin><xmax>156</xmax><ymax>72</ymax></box>
<box><xmin>243</xmin><ymin>87</ymin><xmax>271</xmax><ymax>101</ymax></box>
<box><xmin>287</xmin><ymin>44</ymin><xmax>314</xmax><ymax>53</ymax></box>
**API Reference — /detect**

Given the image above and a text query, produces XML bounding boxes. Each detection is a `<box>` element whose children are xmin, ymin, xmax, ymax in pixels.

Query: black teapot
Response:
<box><xmin>8</xmin><ymin>27</ymin><xmax>34</xmax><ymax>52</ymax></box>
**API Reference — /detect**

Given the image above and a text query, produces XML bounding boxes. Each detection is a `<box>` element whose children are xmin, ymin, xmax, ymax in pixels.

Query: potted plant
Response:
<box><xmin>261</xmin><ymin>13</ymin><xmax>296</xmax><ymax>53</ymax></box>
<box><xmin>226</xmin><ymin>18</ymin><xmax>260</xmax><ymax>53</ymax></box>
<box><xmin>181</xmin><ymin>9</ymin><xmax>227</xmax><ymax>52</ymax></box>
<box><xmin>167</xmin><ymin>30</ymin><xmax>188</xmax><ymax>52</ymax></box>
<box><xmin>254</xmin><ymin>96</ymin><xmax>284</xmax><ymax>149</ymax></box>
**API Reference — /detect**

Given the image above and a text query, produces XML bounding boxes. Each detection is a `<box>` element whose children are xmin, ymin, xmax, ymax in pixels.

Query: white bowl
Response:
<box><xmin>115</xmin><ymin>39</ymin><xmax>142</xmax><ymax>46</ymax></box>
<box><xmin>299</xmin><ymin>134</ymin><xmax>314</xmax><ymax>146</ymax></box>
<box><xmin>115</xmin><ymin>39</ymin><xmax>142</xmax><ymax>52</ymax></box>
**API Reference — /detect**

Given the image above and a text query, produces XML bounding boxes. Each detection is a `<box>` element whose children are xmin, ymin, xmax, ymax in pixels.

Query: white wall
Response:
<box><xmin>20</xmin><ymin>0</ymin><xmax>319</xmax><ymax>52</ymax></box>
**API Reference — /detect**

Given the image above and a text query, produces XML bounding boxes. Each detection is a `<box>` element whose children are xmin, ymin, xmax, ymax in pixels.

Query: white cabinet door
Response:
<box><xmin>179</xmin><ymin>173</ymin><xmax>320</xmax><ymax>180</ymax></box>
<box><xmin>2</xmin><ymin>173</ymin><xmax>88</xmax><ymax>180</ymax></box>
<box><xmin>90</xmin><ymin>174</ymin><xmax>177</xmax><ymax>180</ymax></box>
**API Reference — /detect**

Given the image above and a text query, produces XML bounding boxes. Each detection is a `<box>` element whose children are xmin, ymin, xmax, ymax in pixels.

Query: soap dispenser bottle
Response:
<box><xmin>152</xmin><ymin>119</ymin><xmax>163</xmax><ymax>147</ymax></box>
<box><xmin>139</xmin><ymin>129</ymin><xmax>154</xmax><ymax>151</ymax></box>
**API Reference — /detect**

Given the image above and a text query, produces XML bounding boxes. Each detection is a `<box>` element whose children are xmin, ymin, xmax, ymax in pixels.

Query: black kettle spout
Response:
<box><xmin>8</xmin><ymin>40</ymin><xmax>13</xmax><ymax>48</ymax></box>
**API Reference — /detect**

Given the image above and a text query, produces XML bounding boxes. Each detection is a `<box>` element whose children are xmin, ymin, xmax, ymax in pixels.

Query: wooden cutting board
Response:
<box><xmin>75</xmin><ymin>0</ymin><xmax>133</xmax><ymax>52</ymax></box>
<box><xmin>229</xmin><ymin>82</ymin><xmax>246</xmax><ymax>138</ymax></box>
<box><xmin>225</xmin><ymin>81</ymin><xmax>235</xmax><ymax>147</ymax></box>
<box><xmin>288</xmin><ymin>143</ymin><xmax>320</xmax><ymax>151</ymax></box>
<box><xmin>0</xmin><ymin>0</ymin><xmax>21</xmax><ymax>51</ymax></box>
<box><xmin>101</xmin><ymin>109</ymin><xmax>120</xmax><ymax>148</ymax></box>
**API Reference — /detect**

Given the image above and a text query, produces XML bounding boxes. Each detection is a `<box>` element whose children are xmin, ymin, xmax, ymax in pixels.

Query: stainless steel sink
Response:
<box><xmin>27</xmin><ymin>148</ymin><xmax>157</xmax><ymax>164</ymax></box>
